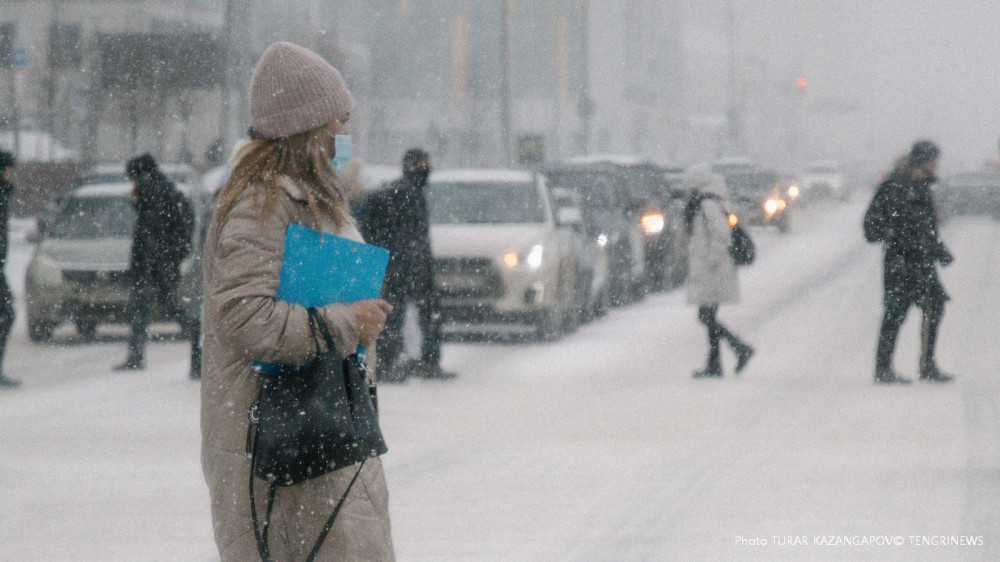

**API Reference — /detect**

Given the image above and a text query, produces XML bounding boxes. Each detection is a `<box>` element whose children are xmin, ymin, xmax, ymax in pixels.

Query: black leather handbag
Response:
<box><xmin>729</xmin><ymin>222</ymin><xmax>756</xmax><ymax>266</ymax></box>
<box><xmin>246</xmin><ymin>307</ymin><xmax>387</xmax><ymax>561</ymax></box>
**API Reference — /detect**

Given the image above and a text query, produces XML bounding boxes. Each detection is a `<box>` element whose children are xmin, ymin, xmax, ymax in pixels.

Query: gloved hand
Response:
<box><xmin>938</xmin><ymin>246</ymin><xmax>954</xmax><ymax>266</ymax></box>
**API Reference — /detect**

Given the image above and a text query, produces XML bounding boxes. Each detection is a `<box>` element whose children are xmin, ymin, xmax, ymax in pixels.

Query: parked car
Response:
<box><xmin>426</xmin><ymin>169</ymin><xmax>582</xmax><ymax>340</ymax></box>
<box><xmin>560</xmin><ymin>157</ymin><xmax>689</xmax><ymax>291</ymax></box>
<box><xmin>936</xmin><ymin>170</ymin><xmax>1000</xmax><ymax>220</ymax></box>
<box><xmin>543</xmin><ymin>163</ymin><xmax>646</xmax><ymax>305</ymax></box>
<box><xmin>551</xmin><ymin>187</ymin><xmax>611</xmax><ymax>321</ymax></box>
<box><xmin>724</xmin><ymin>168</ymin><xmax>790</xmax><ymax>233</ymax></box>
<box><xmin>24</xmin><ymin>166</ymin><xmax>208</xmax><ymax>341</ymax></box>
<box><xmin>800</xmin><ymin>161</ymin><xmax>849</xmax><ymax>201</ymax></box>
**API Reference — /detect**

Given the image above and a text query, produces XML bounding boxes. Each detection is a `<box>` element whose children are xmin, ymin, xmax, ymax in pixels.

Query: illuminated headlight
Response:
<box><xmin>640</xmin><ymin>212</ymin><xmax>665</xmax><ymax>235</ymax></box>
<box><xmin>503</xmin><ymin>244</ymin><xmax>544</xmax><ymax>270</ymax></box>
<box><xmin>596</xmin><ymin>233</ymin><xmax>609</xmax><ymax>248</ymax></box>
<box><xmin>787</xmin><ymin>185</ymin><xmax>800</xmax><ymax>199</ymax></box>
<box><xmin>764</xmin><ymin>198</ymin><xmax>786</xmax><ymax>216</ymax></box>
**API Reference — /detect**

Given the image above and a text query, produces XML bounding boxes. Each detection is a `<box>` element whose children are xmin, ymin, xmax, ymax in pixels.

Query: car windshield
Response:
<box><xmin>546</xmin><ymin>171</ymin><xmax>618</xmax><ymax>209</ymax></box>
<box><xmin>427</xmin><ymin>181</ymin><xmax>544</xmax><ymax>224</ymax></box>
<box><xmin>49</xmin><ymin>195</ymin><xmax>136</xmax><ymax>239</ymax></box>
<box><xmin>727</xmin><ymin>172</ymin><xmax>779</xmax><ymax>195</ymax></box>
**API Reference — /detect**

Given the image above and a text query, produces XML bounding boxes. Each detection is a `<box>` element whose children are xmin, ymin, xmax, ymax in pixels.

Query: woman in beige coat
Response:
<box><xmin>201</xmin><ymin>42</ymin><xmax>395</xmax><ymax>561</ymax></box>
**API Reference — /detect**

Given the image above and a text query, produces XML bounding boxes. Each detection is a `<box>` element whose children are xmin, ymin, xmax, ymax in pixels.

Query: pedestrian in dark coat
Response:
<box><xmin>683</xmin><ymin>164</ymin><xmax>754</xmax><ymax>377</ymax></box>
<box><xmin>0</xmin><ymin>151</ymin><xmax>19</xmax><ymax>388</ymax></box>
<box><xmin>114</xmin><ymin>154</ymin><xmax>197</xmax><ymax>374</ymax></box>
<box><xmin>357</xmin><ymin>149</ymin><xmax>455</xmax><ymax>381</ymax></box>
<box><xmin>864</xmin><ymin>139</ymin><xmax>954</xmax><ymax>384</ymax></box>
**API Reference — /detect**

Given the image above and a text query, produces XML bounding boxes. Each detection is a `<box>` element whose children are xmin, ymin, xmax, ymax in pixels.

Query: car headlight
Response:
<box><xmin>596</xmin><ymin>233</ymin><xmax>609</xmax><ymax>248</ymax></box>
<box><xmin>764</xmin><ymin>198</ymin><xmax>786</xmax><ymax>216</ymax></box>
<box><xmin>640</xmin><ymin>212</ymin><xmax>665</xmax><ymax>235</ymax></box>
<box><xmin>787</xmin><ymin>185</ymin><xmax>800</xmax><ymax>199</ymax></box>
<box><xmin>503</xmin><ymin>244</ymin><xmax>544</xmax><ymax>270</ymax></box>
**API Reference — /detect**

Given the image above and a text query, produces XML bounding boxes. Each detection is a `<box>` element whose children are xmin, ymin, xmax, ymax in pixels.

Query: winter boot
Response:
<box><xmin>734</xmin><ymin>344</ymin><xmax>755</xmax><ymax>374</ymax></box>
<box><xmin>874</xmin><ymin>368</ymin><xmax>911</xmax><ymax>385</ymax></box>
<box><xmin>189</xmin><ymin>356</ymin><xmax>201</xmax><ymax>381</ymax></box>
<box><xmin>422</xmin><ymin>363</ymin><xmax>457</xmax><ymax>380</ymax></box>
<box><xmin>918</xmin><ymin>364</ymin><xmax>955</xmax><ymax>383</ymax></box>
<box><xmin>113</xmin><ymin>355</ymin><xmax>145</xmax><ymax>371</ymax></box>
<box><xmin>0</xmin><ymin>373</ymin><xmax>21</xmax><ymax>388</ymax></box>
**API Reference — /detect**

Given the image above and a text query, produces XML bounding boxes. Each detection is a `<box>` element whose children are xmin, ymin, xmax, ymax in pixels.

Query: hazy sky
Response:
<box><xmin>684</xmin><ymin>0</ymin><xmax>1000</xmax><ymax>172</ymax></box>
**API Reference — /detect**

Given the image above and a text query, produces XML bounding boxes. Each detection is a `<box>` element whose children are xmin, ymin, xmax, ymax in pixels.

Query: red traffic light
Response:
<box><xmin>795</xmin><ymin>76</ymin><xmax>808</xmax><ymax>90</ymax></box>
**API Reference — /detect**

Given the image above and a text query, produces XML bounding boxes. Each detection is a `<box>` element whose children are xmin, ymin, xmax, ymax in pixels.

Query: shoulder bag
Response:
<box><xmin>246</xmin><ymin>307</ymin><xmax>387</xmax><ymax>562</ymax></box>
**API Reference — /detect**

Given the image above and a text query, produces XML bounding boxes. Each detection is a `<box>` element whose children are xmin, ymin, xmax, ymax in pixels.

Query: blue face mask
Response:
<box><xmin>331</xmin><ymin>134</ymin><xmax>351</xmax><ymax>175</ymax></box>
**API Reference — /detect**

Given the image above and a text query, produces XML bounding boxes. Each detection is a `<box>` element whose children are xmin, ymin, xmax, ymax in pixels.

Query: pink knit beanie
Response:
<box><xmin>250</xmin><ymin>42</ymin><xmax>355</xmax><ymax>139</ymax></box>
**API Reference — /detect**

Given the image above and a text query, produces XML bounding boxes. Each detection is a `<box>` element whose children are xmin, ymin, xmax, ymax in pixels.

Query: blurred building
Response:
<box><xmin>1</xmin><ymin>0</ymin><xmax>684</xmax><ymax>169</ymax></box>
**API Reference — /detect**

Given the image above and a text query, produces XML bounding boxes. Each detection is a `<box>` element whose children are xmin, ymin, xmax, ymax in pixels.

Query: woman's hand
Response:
<box><xmin>350</xmin><ymin>299</ymin><xmax>394</xmax><ymax>347</ymax></box>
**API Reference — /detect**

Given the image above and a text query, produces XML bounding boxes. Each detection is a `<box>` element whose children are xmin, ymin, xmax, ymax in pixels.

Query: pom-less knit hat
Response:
<box><xmin>250</xmin><ymin>42</ymin><xmax>355</xmax><ymax>139</ymax></box>
<box><xmin>909</xmin><ymin>139</ymin><xmax>940</xmax><ymax>167</ymax></box>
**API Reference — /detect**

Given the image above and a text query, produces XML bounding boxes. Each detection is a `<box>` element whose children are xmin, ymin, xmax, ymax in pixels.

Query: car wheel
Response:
<box><xmin>28</xmin><ymin>321</ymin><xmax>55</xmax><ymax>343</ymax></box>
<box><xmin>75</xmin><ymin>318</ymin><xmax>98</xmax><ymax>341</ymax></box>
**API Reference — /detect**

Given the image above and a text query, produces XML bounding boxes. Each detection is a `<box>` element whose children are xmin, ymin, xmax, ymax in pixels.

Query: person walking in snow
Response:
<box><xmin>200</xmin><ymin>42</ymin><xmax>395</xmax><ymax>560</ymax></box>
<box><xmin>864</xmin><ymin>140</ymin><xmax>954</xmax><ymax>384</ymax></box>
<box><xmin>114</xmin><ymin>154</ymin><xmax>198</xmax><ymax>376</ymax></box>
<box><xmin>683</xmin><ymin>164</ymin><xmax>754</xmax><ymax>378</ymax></box>
<box><xmin>357</xmin><ymin>148</ymin><xmax>455</xmax><ymax>382</ymax></box>
<box><xmin>0</xmin><ymin>151</ymin><xmax>20</xmax><ymax>388</ymax></box>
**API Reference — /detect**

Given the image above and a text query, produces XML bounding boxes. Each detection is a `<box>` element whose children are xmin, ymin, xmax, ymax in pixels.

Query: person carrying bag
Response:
<box><xmin>200</xmin><ymin>42</ymin><xmax>395</xmax><ymax>561</ymax></box>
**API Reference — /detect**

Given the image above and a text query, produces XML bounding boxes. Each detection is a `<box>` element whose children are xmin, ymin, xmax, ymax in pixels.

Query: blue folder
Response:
<box><xmin>277</xmin><ymin>223</ymin><xmax>390</xmax><ymax>308</ymax></box>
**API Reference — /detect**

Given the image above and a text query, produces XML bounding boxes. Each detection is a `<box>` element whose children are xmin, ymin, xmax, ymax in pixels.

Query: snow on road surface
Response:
<box><xmin>1</xmin><ymin>199</ymin><xmax>998</xmax><ymax>561</ymax></box>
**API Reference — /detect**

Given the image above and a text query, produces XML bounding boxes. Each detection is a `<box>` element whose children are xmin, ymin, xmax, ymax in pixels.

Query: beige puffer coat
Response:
<box><xmin>201</xmin><ymin>175</ymin><xmax>394</xmax><ymax>561</ymax></box>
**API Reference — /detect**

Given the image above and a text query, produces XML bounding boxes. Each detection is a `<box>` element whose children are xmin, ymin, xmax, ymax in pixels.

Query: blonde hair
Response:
<box><xmin>215</xmin><ymin>128</ymin><xmax>351</xmax><ymax>229</ymax></box>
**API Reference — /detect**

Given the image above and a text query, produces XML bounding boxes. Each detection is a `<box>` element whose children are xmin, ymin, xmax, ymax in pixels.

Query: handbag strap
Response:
<box><xmin>248</xmin><ymin>419</ymin><xmax>367</xmax><ymax>562</ymax></box>
<box><xmin>307</xmin><ymin>307</ymin><xmax>338</xmax><ymax>353</ymax></box>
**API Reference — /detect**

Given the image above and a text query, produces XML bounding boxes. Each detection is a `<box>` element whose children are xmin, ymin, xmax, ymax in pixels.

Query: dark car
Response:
<box><xmin>936</xmin><ymin>170</ymin><xmax>1000</xmax><ymax>220</ymax></box>
<box><xmin>723</xmin><ymin>168</ymin><xmax>790</xmax><ymax>233</ymax></box>
<box><xmin>543</xmin><ymin>164</ymin><xmax>646</xmax><ymax>306</ymax></box>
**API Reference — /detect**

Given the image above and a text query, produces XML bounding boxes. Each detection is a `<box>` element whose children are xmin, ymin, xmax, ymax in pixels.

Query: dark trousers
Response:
<box><xmin>125</xmin><ymin>270</ymin><xmax>197</xmax><ymax>362</ymax></box>
<box><xmin>0</xmin><ymin>274</ymin><xmax>14</xmax><ymax>368</ymax></box>
<box><xmin>379</xmin><ymin>292</ymin><xmax>442</xmax><ymax>371</ymax></box>
<box><xmin>698</xmin><ymin>305</ymin><xmax>744</xmax><ymax>369</ymax></box>
<box><xmin>875</xmin><ymin>293</ymin><xmax>945</xmax><ymax>373</ymax></box>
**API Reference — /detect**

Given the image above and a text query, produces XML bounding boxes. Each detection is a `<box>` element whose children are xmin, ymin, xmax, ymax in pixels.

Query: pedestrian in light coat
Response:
<box><xmin>683</xmin><ymin>164</ymin><xmax>754</xmax><ymax>377</ymax></box>
<box><xmin>0</xmin><ymin>151</ymin><xmax>19</xmax><ymax>388</ymax></box>
<box><xmin>200</xmin><ymin>42</ymin><xmax>395</xmax><ymax>561</ymax></box>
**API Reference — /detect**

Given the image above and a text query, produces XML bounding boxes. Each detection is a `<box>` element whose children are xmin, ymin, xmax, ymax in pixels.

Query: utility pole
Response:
<box><xmin>500</xmin><ymin>0</ymin><xmax>513</xmax><ymax>167</ymax></box>
<box><xmin>578</xmin><ymin>0</ymin><xmax>591</xmax><ymax>155</ymax></box>
<box><xmin>725</xmin><ymin>0</ymin><xmax>743</xmax><ymax>155</ymax></box>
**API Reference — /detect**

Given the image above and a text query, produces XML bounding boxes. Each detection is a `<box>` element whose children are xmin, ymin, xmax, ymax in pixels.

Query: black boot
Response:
<box><xmin>875</xmin><ymin>368</ymin><xmax>911</xmax><ymax>384</ymax></box>
<box><xmin>0</xmin><ymin>373</ymin><xmax>20</xmax><ymax>388</ymax></box>
<box><xmin>189</xmin><ymin>356</ymin><xmax>201</xmax><ymax>380</ymax></box>
<box><xmin>114</xmin><ymin>355</ymin><xmax>145</xmax><ymax>371</ymax></box>
<box><xmin>734</xmin><ymin>343</ymin><xmax>755</xmax><ymax>374</ymax></box>
<box><xmin>919</xmin><ymin>364</ymin><xmax>955</xmax><ymax>383</ymax></box>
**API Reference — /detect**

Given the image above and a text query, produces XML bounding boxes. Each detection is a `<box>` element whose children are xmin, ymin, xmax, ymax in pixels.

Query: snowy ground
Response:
<box><xmin>1</xmin><ymin>198</ymin><xmax>998</xmax><ymax>561</ymax></box>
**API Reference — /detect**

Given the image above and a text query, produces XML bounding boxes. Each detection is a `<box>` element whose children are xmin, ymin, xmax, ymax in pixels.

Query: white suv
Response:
<box><xmin>427</xmin><ymin>169</ymin><xmax>582</xmax><ymax>340</ymax></box>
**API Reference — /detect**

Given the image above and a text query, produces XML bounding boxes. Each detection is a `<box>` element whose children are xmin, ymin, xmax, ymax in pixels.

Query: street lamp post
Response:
<box><xmin>500</xmin><ymin>0</ymin><xmax>513</xmax><ymax>167</ymax></box>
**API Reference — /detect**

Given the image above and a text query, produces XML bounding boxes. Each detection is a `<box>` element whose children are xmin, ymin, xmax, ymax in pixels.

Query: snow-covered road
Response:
<box><xmin>1</xmin><ymin>198</ymin><xmax>997</xmax><ymax>561</ymax></box>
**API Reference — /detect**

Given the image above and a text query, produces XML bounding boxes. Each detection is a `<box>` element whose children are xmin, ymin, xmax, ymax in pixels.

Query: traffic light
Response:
<box><xmin>795</xmin><ymin>76</ymin><xmax>808</xmax><ymax>96</ymax></box>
